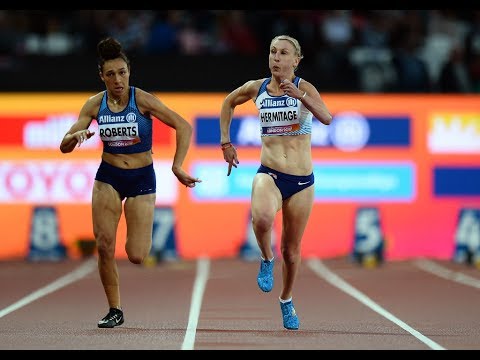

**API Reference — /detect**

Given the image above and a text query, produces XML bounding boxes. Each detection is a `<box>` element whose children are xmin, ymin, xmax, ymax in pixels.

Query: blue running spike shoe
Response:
<box><xmin>257</xmin><ymin>258</ymin><xmax>274</xmax><ymax>292</ymax></box>
<box><xmin>280</xmin><ymin>300</ymin><xmax>300</xmax><ymax>330</ymax></box>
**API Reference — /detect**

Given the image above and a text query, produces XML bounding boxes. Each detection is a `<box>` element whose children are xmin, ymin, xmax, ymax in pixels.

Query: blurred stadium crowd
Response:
<box><xmin>1</xmin><ymin>9</ymin><xmax>480</xmax><ymax>93</ymax></box>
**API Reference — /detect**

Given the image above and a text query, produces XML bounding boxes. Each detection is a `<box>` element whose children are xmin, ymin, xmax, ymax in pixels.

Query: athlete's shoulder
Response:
<box><xmin>133</xmin><ymin>86</ymin><xmax>163</xmax><ymax>114</ymax></box>
<box><xmin>297</xmin><ymin>77</ymin><xmax>320</xmax><ymax>95</ymax></box>
<box><xmin>242</xmin><ymin>78</ymin><xmax>265</xmax><ymax>93</ymax></box>
<box><xmin>251</xmin><ymin>78</ymin><xmax>269</xmax><ymax>86</ymax></box>
<box><xmin>132</xmin><ymin>86</ymin><xmax>150</xmax><ymax>99</ymax></box>
<box><xmin>78</xmin><ymin>91</ymin><xmax>103</xmax><ymax>118</ymax></box>
<box><xmin>84</xmin><ymin>91</ymin><xmax>104</xmax><ymax>109</ymax></box>
<box><xmin>87</xmin><ymin>91</ymin><xmax>104</xmax><ymax>102</ymax></box>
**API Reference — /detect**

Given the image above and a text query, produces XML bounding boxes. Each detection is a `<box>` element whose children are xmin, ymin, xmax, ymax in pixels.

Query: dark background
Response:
<box><xmin>0</xmin><ymin>53</ymin><xmax>357</xmax><ymax>93</ymax></box>
<box><xmin>1</xmin><ymin>9</ymin><xmax>479</xmax><ymax>93</ymax></box>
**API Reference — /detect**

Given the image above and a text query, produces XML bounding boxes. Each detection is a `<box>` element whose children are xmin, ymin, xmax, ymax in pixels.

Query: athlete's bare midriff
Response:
<box><xmin>260</xmin><ymin>134</ymin><xmax>312</xmax><ymax>175</ymax></box>
<box><xmin>101</xmin><ymin>150</ymin><xmax>153</xmax><ymax>169</ymax></box>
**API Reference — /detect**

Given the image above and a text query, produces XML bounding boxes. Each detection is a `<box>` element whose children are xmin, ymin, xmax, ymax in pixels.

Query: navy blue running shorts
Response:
<box><xmin>257</xmin><ymin>164</ymin><xmax>314</xmax><ymax>200</ymax></box>
<box><xmin>95</xmin><ymin>160</ymin><xmax>156</xmax><ymax>200</ymax></box>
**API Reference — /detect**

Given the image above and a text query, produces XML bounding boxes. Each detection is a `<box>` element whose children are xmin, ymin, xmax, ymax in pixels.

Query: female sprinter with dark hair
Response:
<box><xmin>60</xmin><ymin>37</ymin><xmax>201</xmax><ymax>328</ymax></box>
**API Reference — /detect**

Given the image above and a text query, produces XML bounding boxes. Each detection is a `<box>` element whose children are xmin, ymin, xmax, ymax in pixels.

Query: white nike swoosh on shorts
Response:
<box><xmin>298</xmin><ymin>181</ymin><xmax>310</xmax><ymax>186</ymax></box>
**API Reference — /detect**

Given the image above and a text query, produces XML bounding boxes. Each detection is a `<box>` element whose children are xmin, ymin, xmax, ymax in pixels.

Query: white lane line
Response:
<box><xmin>0</xmin><ymin>258</ymin><xmax>97</xmax><ymax>319</ymax></box>
<box><xmin>181</xmin><ymin>257</ymin><xmax>210</xmax><ymax>350</ymax></box>
<box><xmin>414</xmin><ymin>258</ymin><xmax>480</xmax><ymax>289</ymax></box>
<box><xmin>307</xmin><ymin>258</ymin><xmax>446</xmax><ymax>350</ymax></box>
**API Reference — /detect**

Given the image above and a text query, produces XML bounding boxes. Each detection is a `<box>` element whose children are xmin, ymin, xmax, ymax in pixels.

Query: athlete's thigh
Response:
<box><xmin>124</xmin><ymin>193</ymin><xmax>156</xmax><ymax>243</ymax></box>
<box><xmin>92</xmin><ymin>180</ymin><xmax>123</xmax><ymax>241</ymax></box>
<box><xmin>281</xmin><ymin>185</ymin><xmax>315</xmax><ymax>243</ymax></box>
<box><xmin>252</xmin><ymin>173</ymin><xmax>282</xmax><ymax>216</ymax></box>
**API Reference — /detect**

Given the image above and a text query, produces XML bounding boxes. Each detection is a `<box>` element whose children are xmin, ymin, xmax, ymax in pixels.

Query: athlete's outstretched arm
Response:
<box><xmin>138</xmin><ymin>89</ymin><xmax>201</xmax><ymax>187</ymax></box>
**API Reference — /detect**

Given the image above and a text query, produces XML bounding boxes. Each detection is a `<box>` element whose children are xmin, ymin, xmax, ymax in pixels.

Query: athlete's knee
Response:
<box><xmin>125</xmin><ymin>246</ymin><xmax>149</xmax><ymax>265</ymax></box>
<box><xmin>125</xmin><ymin>237</ymin><xmax>151</xmax><ymax>264</ymax></box>
<box><xmin>281</xmin><ymin>243</ymin><xmax>301</xmax><ymax>264</ymax></box>
<box><xmin>95</xmin><ymin>236</ymin><xmax>115</xmax><ymax>260</ymax></box>
<box><xmin>127</xmin><ymin>253</ymin><xmax>144</xmax><ymax>265</ymax></box>
<box><xmin>126</xmin><ymin>248</ymin><xmax>148</xmax><ymax>264</ymax></box>
<box><xmin>252</xmin><ymin>214</ymin><xmax>274</xmax><ymax>233</ymax></box>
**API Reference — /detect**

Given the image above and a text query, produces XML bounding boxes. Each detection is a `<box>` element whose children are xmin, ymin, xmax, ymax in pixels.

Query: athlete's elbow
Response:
<box><xmin>59</xmin><ymin>143</ymin><xmax>73</xmax><ymax>153</ymax></box>
<box><xmin>324</xmin><ymin>114</ymin><xmax>333</xmax><ymax>125</ymax></box>
<box><xmin>319</xmin><ymin>113</ymin><xmax>333</xmax><ymax>126</ymax></box>
<box><xmin>182</xmin><ymin>122</ymin><xmax>193</xmax><ymax>136</ymax></box>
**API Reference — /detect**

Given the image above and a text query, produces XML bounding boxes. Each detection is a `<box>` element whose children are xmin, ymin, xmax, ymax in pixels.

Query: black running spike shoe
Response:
<box><xmin>97</xmin><ymin>308</ymin><xmax>124</xmax><ymax>328</ymax></box>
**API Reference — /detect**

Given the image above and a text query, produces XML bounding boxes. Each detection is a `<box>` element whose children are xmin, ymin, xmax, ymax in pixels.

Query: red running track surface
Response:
<box><xmin>0</xmin><ymin>257</ymin><xmax>479</xmax><ymax>350</ymax></box>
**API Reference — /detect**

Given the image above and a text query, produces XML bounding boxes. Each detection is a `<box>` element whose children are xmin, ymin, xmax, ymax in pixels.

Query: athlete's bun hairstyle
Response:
<box><xmin>97</xmin><ymin>37</ymin><xmax>122</xmax><ymax>60</ymax></box>
<box><xmin>96</xmin><ymin>37</ymin><xmax>130</xmax><ymax>73</ymax></box>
